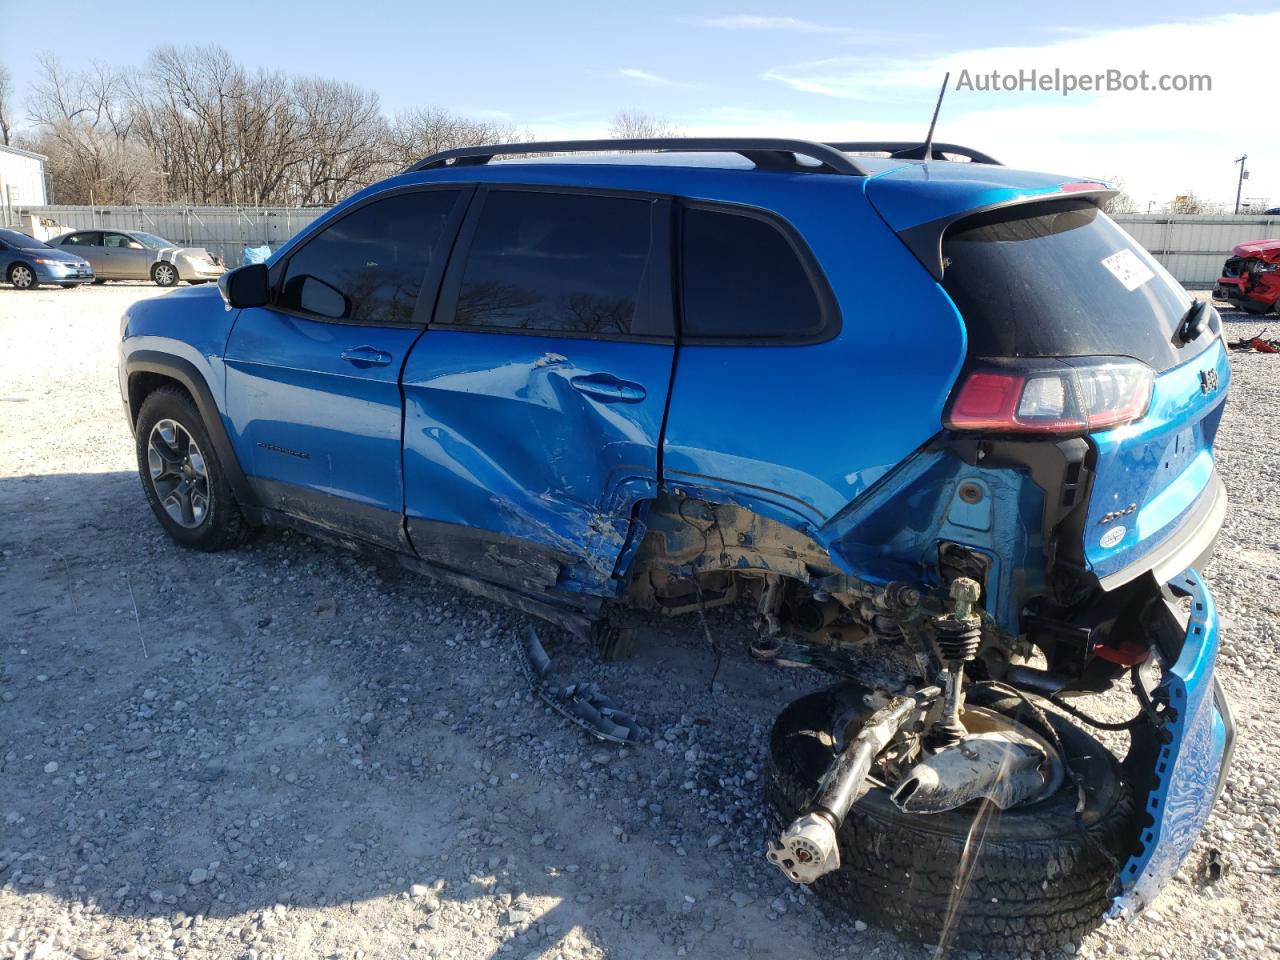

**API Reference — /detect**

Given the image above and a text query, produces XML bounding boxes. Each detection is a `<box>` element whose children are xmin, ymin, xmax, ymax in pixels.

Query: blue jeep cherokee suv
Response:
<box><xmin>119</xmin><ymin>138</ymin><xmax>1233</xmax><ymax>953</ymax></box>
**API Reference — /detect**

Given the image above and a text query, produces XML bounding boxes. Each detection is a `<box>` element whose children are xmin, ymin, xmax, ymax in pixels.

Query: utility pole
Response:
<box><xmin>1234</xmin><ymin>154</ymin><xmax>1249</xmax><ymax>214</ymax></box>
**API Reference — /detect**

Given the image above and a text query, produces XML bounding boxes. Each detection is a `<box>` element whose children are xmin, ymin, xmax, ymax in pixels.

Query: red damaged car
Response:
<box><xmin>1216</xmin><ymin>239</ymin><xmax>1280</xmax><ymax>313</ymax></box>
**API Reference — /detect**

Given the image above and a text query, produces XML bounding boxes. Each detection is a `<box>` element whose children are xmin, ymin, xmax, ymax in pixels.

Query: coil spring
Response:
<box><xmin>934</xmin><ymin>617</ymin><xmax>981</xmax><ymax>663</ymax></box>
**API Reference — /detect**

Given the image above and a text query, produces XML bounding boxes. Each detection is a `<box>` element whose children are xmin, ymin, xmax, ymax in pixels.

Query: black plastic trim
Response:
<box><xmin>896</xmin><ymin>188</ymin><xmax>1118</xmax><ymax>281</ymax></box>
<box><xmin>407</xmin><ymin>137</ymin><xmax>869</xmax><ymax>176</ymax></box>
<box><xmin>123</xmin><ymin>351</ymin><xmax>261</xmax><ymax>518</ymax></box>
<box><xmin>829</xmin><ymin>141</ymin><xmax>1001</xmax><ymax>164</ymax></box>
<box><xmin>248</xmin><ymin>477</ymin><xmax>409</xmax><ymax>552</ymax></box>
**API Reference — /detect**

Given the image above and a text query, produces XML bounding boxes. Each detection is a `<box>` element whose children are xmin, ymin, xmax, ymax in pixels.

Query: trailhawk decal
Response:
<box><xmin>1101</xmin><ymin>249</ymin><xmax>1155</xmax><ymax>292</ymax></box>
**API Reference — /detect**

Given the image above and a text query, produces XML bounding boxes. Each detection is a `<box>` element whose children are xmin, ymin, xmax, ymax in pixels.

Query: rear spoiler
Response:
<box><xmin>898</xmin><ymin>184</ymin><xmax>1118</xmax><ymax>281</ymax></box>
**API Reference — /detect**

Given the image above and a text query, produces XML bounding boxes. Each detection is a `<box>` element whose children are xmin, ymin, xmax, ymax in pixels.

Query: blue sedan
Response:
<box><xmin>0</xmin><ymin>227</ymin><xmax>95</xmax><ymax>289</ymax></box>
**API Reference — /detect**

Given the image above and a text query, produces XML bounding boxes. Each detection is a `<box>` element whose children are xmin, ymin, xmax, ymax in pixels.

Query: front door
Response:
<box><xmin>103</xmin><ymin>232</ymin><xmax>151</xmax><ymax>279</ymax></box>
<box><xmin>224</xmin><ymin>186</ymin><xmax>469</xmax><ymax>548</ymax></box>
<box><xmin>401</xmin><ymin>187</ymin><xmax>676</xmax><ymax>594</ymax></box>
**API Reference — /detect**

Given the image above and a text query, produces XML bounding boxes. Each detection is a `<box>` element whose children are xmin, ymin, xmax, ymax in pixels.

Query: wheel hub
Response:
<box><xmin>147</xmin><ymin>419</ymin><xmax>209</xmax><ymax>528</ymax></box>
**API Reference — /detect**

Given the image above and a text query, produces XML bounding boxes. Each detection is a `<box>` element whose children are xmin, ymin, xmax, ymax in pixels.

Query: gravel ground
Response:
<box><xmin>1</xmin><ymin>283</ymin><xmax>1278</xmax><ymax>960</ymax></box>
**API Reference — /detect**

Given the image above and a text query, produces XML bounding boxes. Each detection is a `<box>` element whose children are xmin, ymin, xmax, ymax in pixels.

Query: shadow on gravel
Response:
<box><xmin>1</xmin><ymin>470</ymin><xmax>852</xmax><ymax>960</ymax></box>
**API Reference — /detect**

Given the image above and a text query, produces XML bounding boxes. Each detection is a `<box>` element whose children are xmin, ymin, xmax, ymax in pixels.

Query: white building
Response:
<box><xmin>0</xmin><ymin>143</ymin><xmax>49</xmax><ymax>224</ymax></box>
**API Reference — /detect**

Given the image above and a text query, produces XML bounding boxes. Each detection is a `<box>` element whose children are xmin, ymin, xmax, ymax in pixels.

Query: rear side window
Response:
<box><xmin>681</xmin><ymin>207</ymin><xmax>826</xmax><ymax>340</ymax></box>
<box><xmin>280</xmin><ymin>189</ymin><xmax>461</xmax><ymax>325</ymax></box>
<box><xmin>63</xmin><ymin>232</ymin><xmax>101</xmax><ymax>246</ymax></box>
<box><xmin>447</xmin><ymin>190</ymin><xmax>657</xmax><ymax>336</ymax></box>
<box><xmin>941</xmin><ymin>199</ymin><xmax>1200</xmax><ymax>371</ymax></box>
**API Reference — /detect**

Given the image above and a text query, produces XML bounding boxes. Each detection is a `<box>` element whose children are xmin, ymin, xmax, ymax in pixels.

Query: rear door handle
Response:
<box><xmin>569</xmin><ymin>373</ymin><xmax>647</xmax><ymax>403</ymax></box>
<box><xmin>341</xmin><ymin>346</ymin><xmax>393</xmax><ymax>368</ymax></box>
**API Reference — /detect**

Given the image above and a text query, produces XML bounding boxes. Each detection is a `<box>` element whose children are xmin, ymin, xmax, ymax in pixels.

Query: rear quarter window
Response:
<box><xmin>680</xmin><ymin>206</ymin><xmax>832</xmax><ymax>342</ymax></box>
<box><xmin>941</xmin><ymin>199</ymin><xmax>1204</xmax><ymax>371</ymax></box>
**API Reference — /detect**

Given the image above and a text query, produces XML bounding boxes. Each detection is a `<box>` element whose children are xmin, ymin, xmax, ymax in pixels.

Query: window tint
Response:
<box><xmin>681</xmin><ymin>207</ymin><xmax>824</xmax><ymax>339</ymax></box>
<box><xmin>280</xmin><ymin>190</ymin><xmax>460</xmax><ymax>325</ymax></box>
<box><xmin>62</xmin><ymin>232</ymin><xmax>100</xmax><ymax>247</ymax></box>
<box><xmin>450</xmin><ymin>191</ymin><xmax>654</xmax><ymax>335</ymax></box>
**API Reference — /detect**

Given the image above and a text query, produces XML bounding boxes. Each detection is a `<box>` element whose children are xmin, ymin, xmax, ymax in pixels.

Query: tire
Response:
<box><xmin>765</xmin><ymin>683</ymin><xmax>1135</xmax><ymax>955</ymax></box>
<box><xmin>8</xmin><ymin>263</ymin><xmax>39</xmax><ymax>290</ymax></box>
<box><xmin>92</xmin><ymin>279</ymin><xmax>106</xmax><ymax>285</ymax></box>
<box><xmin>1239</xmin><ymin>298</ymin><xmax>1271</xmax><ymax>315</ymax></box>
<box><xmin>152</xmin><ymin>261</ymin><xmax>179</xmax><ymax>287</ymax></box>
<box><xmin>135</xmin><ymin>386</ymin><xmax>257</xmax><ymax>551</ymax></box>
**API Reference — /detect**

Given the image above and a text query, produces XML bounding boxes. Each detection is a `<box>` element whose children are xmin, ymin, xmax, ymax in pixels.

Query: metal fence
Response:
<box><xmin>12</xmin><ymin>204</ymin><xmax>1280</xmax><ymax>288</ymax></box>
<box><xmin>1113</xmin><ymin>213</ymin><xmax>1280</xmax><ymax>287</ymax></box>
<box><xmin>14</xmin><ymin>204</ymin><xmax>327</xmax><ymax>269</ymax></box>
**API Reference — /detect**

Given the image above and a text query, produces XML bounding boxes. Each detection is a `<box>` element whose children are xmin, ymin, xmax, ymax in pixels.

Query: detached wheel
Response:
<box><xmin>765</xmin><ymin>683</ymin><xmax>1135</xmax><ymax>955</ymax></box>
<box><xmin>8</xmin><ymin>263</ymin><xmax>38</xmax><ymax>290</ymax></box>
<box><xmin>152</xmin><ymin>261</ymin><xmax>179</xmax><ymax>287</ymax></box>
<box><xmin>135</xmin><ymin>387</ymin><xmax>256</xmax><ymax>551</ymax></box>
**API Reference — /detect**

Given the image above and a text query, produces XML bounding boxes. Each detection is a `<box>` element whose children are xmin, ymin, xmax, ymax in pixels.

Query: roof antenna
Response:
<box><xmin>920</xmin><ymin>71</ymin><xmax>950</xmax><ymax>162</ymax></box>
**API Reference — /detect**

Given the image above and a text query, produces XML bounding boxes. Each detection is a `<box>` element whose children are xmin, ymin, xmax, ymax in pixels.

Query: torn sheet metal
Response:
<box><xmin>515</xmin><ymin>625</ymin><xmax>645</xmax><ymax>744</ymax></box>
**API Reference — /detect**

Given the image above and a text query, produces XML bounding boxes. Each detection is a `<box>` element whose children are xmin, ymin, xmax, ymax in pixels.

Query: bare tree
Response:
<box><xmin>25</xmin><ymin>55</ymin><xmax>154</xmax><ymax>204</ymax></box>
<box><xmin>608</xmin><ymin>110</ymin><xmax>681</xmax><ymax>139</ymax></box>
<box><xmin>0</xmin><ymin>63</ymin><xmax>14</xmax><ymax>145</ymax></box>
<box><xmin>384</xmin><ymin>107</ymin><xmax>517</xmax><ymax>169</ymax></box>
<box><xmin>1099</xmin><ymin>176</ymin><xmax>1140</xmax><ymax>215</ymax></box>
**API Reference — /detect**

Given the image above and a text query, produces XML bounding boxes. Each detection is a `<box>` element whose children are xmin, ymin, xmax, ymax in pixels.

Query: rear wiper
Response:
<box><xmin>1176</xmin><ymin>300</ymin><xmax>1211</xmax><ymax>345</ymax></box>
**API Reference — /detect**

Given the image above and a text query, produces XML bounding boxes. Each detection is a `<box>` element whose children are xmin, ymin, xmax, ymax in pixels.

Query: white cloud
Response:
<box><xmin>759</xmin><ymin>13</ymin><xmax>1280</xmax><ymax>205</ymax></box>
<box><xmin>701</xmin><ymin>15</ymin><xmax>850</xmax><ymax>34</ymax></box>
<box><xmin>617</xmin><ymin>68</ymin><xmax>688</xmax><ymax>88</ymax></box>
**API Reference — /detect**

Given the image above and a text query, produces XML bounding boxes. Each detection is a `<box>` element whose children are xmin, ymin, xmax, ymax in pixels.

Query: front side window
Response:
<box><xmin>449</xmin><ymin>190</ymin><xmax>654</xmax><ymax>336</ymax></box>
<box><xmin>279</xmin><ymin>189</ymin><xmax>461</xmax><ymax>325</ymax></box>
<box><xmin>132</xmin><ymin>232</ymin><xmax>173</xmax><ymax>250</ymax></box>
<box><xmin>105</xmin><ymin>233</ymin><xmax>143</xmax><ymax>250</ymax></box>
<box><xmin>681</xmin><ymin>207</ymin><xmax>826</xmax><ymax>339</ymax></box>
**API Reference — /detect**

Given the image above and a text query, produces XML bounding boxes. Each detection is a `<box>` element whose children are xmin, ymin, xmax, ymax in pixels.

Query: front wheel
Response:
<box><xmin>152</xmin><ymin>262</ymin><xmax>179</xmax><ymax>287</ymax></box>
<box><xmin>765</xmin><ymin>683</ymin><xmax>1135</xmax><ymax>955</ymax></box>
<box><xmin>8</xmin><ymin>263</ymin><xmax>39</xmax><ymax>290</ymax></box>
<box><xmin>135</xmin><ymin>387</ymin><xmax>257</xmax><ymax>551</ymax></box>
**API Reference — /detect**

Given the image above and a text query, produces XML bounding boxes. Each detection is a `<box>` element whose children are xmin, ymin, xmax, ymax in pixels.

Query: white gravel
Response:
<box><xmin>1</xmin><ymin>283</ymin><xmax>1278</xmax><ymax>960</ymax></box>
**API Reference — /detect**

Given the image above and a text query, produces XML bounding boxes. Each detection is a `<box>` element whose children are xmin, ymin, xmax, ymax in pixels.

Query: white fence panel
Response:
<box><xmin>16</xmin><ymin>205</ymin><xmax>328</xmax><ymax>269</ymax></box>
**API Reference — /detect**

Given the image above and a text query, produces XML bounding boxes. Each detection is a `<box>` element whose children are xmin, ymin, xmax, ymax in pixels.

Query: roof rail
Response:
<box><xmin>830</xmin><ymin>141</ymin><xmax>1001</xmax><ymax>165</ymax></box>
<box><xmin>406</xmin><ymin>138</ymin><xmax>870</xmax><ymax>176</ymax></box>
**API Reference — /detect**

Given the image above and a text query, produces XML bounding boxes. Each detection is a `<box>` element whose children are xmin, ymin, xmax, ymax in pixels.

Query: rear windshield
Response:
<box><xmin>941</xmin><ymin>199</ymin><xmax>1205</xmax><ymax>371</ymax></box>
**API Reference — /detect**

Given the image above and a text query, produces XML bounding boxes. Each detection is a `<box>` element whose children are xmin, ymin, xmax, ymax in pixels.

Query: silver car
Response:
<box><xmin>51</xmin><ymin>229</ymin><xmax>225</xmax><ymax>286</ymax></box>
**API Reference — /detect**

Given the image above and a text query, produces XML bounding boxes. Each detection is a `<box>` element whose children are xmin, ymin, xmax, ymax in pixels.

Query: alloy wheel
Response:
<box><xmin>154</xmin><ymin>263</ymin><xmax>177</xmax><ymax>285</ymax></box>
<box><xmin>11</xmin><ymin>265</ymin><xmax>34</xmax><ymax>289</ymax></box>
<box><xmin>147</xmin><ymin>419</ymin><xmax>209</xmax><ymax>527</ymax></box>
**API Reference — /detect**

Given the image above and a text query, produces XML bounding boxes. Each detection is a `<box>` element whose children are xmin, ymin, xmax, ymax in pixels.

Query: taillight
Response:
<box><xmin>946</xmin><ymin>359</ymin><xmax>1153</xmax><ymax>434</ymax></box>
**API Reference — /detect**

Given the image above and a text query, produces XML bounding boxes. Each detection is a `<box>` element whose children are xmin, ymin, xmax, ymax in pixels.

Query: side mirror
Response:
<box><xmin>218</xmin><ymin>263</ymin><xmax>270</xmax><ymax>310</ymax></box>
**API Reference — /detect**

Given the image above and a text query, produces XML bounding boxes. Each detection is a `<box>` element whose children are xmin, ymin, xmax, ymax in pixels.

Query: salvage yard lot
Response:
<box><xmin>2</xmin><ymin>283</ymin><xmax>1280</xmax><ymax>960</ymax></box>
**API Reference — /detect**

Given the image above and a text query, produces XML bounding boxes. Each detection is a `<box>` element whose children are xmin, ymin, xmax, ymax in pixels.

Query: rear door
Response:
<box><xmin>59</xmin><ymin>231</ymin><xmax>105</xmax><ymax>275</ymax></box>
<box><xmin>938</xmin><ymin>198</ymin><xmax>1229</xmax><ymax>588</ymax></box>
<box><xmin>224</xmin><ymin>185</ymin><xmax>469</xmax><ymax>548</ymax></box>
<box><xmin>401</xmin><ymin>186</ymin><xmax>675</xmax><ymax>594</ymax></box>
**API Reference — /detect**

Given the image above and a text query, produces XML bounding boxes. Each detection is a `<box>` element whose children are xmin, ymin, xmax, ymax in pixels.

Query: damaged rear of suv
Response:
<box><xmin>119</xmin><ymin>137</ymin><xmax>1234</xmax><ymax>955</ymax></box>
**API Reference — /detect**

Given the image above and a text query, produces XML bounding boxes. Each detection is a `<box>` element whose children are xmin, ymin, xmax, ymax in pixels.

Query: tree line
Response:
<box><xmin>1</xmin><ymin>47</ymin><xmax>671</xmax><ymax>208</ymax></box>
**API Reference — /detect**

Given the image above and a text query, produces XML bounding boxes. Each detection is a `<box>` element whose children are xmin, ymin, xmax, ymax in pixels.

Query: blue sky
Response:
<box><xmin>2</xmin><ymin>1</ymin><xmax>1275</xmax><ymax>207</ymax></box>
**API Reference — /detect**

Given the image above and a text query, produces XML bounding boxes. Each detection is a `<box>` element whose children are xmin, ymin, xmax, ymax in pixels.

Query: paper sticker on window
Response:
<box><xmin>1100</xmin><ymin>249</ymin><xmax>1154</xmax><ymax>292</ymax></box>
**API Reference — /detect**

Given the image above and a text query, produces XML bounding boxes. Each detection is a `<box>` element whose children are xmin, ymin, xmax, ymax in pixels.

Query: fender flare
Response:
<box><xmin>124</xmin><ymin>350</ymin><xmax>260</xmax><ymax>515</ymax></box>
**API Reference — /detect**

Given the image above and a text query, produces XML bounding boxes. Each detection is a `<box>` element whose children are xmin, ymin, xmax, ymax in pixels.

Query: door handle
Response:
<box><xmin>569</xmin><ymin>373</ymin><xmax>647</xmax><ymax>403</ymax></box>
<box><xmin>340</xmin><ymin>346</ymin><xmax>393</xmax><ymax>368</ymax></box>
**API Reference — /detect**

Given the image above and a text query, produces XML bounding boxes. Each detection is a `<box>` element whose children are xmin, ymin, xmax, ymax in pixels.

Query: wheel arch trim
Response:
<box><xmin>124</xmin><ymin>351</ymin><xmax>260</xmax><ymax>515</ymax></box>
